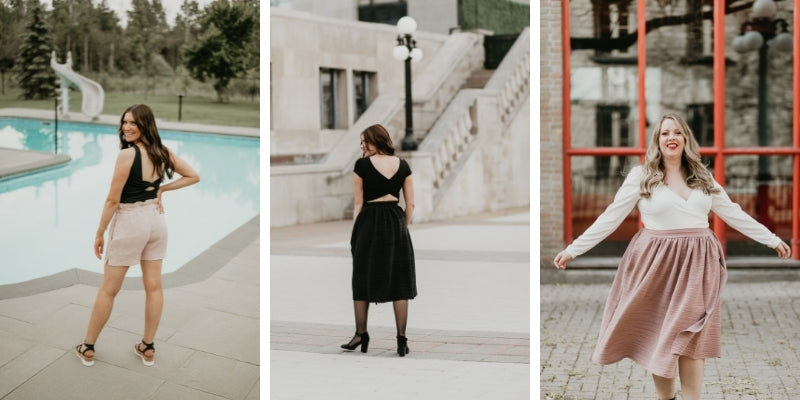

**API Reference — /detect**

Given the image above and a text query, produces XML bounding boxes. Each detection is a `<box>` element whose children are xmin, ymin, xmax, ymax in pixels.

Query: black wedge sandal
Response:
<box><xmin>134</xmin><ymin>340</ymin><xmax>155</xmax><ymax>366</ymax></box>
<box><xmin>76</xmin><ymin>343</ymin><xmax>95</xmax><ymax>366</ymax></box>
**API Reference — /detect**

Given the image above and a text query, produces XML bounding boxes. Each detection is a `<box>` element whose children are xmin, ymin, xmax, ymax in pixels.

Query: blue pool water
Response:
<box><xmin>0</xmin><ymin>118</ymin><xmax>259</xmax><ymax>285</ymax></box>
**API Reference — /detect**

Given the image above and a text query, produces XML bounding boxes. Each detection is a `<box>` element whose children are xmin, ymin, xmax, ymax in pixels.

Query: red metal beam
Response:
<box><xmin>794</xmin><ymin>0</ymin><xmax>800</xmax><ymax>260</ymax></box>
<box><xmin>637</xmin><ymin>0</ymin><xmax>647</xmax><ymax>165</ymax></box>
<box><xmin>562</xmin><ymin>0</ymin><xmax>573</xmax><ymax>245</ymax></box>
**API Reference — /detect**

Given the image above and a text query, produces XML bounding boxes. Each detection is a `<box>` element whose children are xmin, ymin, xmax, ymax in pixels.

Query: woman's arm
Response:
<box><xmin>353</xmin><ymin>174</ymin><xmax>364</xmax><ymax>221</ymax></box>
<box><xmin>94</xmin><ymin>149</ymin><xmax>134</xmax><ymax>259</ymax></box>
<box><xmin>710</xmin><ymin>181</ymin><xmax>791</xmax><ymax>258</ymax></box>
<box><xmin>156</xmin><ymin>149</ymin><xmax>199</xmax><ymax>212</ymax></box>
<box><xmin>402</xmin><ymin>175</ymin><xmax>415</xmax><ymax>226</ymax></box>
<box><xmin>159</xmin><ymin>149</ymin><xmax>200</xmax><ymax>194</ymax></box>
<box><xmin>559</xmin><ymin>166</ymin><xmax>643</xmax><ymax>261</ymax></box>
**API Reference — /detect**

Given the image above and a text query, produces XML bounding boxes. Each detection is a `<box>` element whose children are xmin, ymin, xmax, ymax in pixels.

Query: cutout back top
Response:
<box><xmin>354</xmin><ymin>156</ymin><xmax>412</xmax><ymax>202</ymax></box>
<box><xmin>120</xmin><ymin>145</ymin><xmax>162</xmax><ymax>204</ymax></box>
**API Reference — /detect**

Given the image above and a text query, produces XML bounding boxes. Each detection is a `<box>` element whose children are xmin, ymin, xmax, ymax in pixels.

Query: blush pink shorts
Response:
<box><xmin>105</xmin><ymin>198</ymin><xmax>167</xmax><ymax>267</ymax></box>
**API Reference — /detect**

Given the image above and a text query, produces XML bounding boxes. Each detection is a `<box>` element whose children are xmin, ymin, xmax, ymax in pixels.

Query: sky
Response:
<box><xmin>43</xmin><ymin>0</ymin><xmax>215</xmax><ymax>28</ymax></box>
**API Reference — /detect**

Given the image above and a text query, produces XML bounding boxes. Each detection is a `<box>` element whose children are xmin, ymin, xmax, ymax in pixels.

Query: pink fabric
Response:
<box><xmin>592</xmin><ymin>228</ymin><xmax>727</xmax><ymax>378</ymax></box>
<box><xmin>106</xmin><ymin>198</ymin><xmax>167</xmax><ymax>267</ymax></box>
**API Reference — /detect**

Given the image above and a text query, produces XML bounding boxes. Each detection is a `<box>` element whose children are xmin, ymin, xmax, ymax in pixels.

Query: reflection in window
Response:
<box><xmin>686</xmin><ymin>0</ymin><xmax>713</xmax><ymax>62</ymax></box>
<box><xmin>592</xmin><ymin>0</ymin><xmax>633</xmax><ymax>57</ymax></box>
<box><xmin>595</xmin><ymin>105</ymin><xmax>630</xmax><ymax>178</ymax></box>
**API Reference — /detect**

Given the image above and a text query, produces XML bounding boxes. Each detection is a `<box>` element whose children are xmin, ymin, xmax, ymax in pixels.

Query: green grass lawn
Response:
<box><xmin>0</xmin><ymin>89</ymin><xmax>260</xmax><ymax>128</ymax></box>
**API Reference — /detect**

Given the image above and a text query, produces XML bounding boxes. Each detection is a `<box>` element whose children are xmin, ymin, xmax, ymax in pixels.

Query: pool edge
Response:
<box><xmin>0</xmin><ymin>214</ymin><xmax>260</xmax><ymax>300</ymax></box>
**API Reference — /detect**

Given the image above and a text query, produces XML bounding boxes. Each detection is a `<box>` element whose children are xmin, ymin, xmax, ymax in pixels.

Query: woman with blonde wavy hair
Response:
<box><xmin>553</xmin><ymin>113</ymin><xmax>790</xmax><ymax>400</ymax></box>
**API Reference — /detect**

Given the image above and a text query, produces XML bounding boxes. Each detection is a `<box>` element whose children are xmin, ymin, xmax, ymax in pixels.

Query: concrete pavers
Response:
<box><xmin>270</xmin><ymin>209</ymin><xmax>531</xmax><ymax>399</ymax></box>
<box><xmin>540</xmin><ymin>281</ymin><xmax>800</xmax><ymax>399</ymax></box>
<box><xmin>0</xmin><ymin>236</ymin><xmax>260</xmax><ymax>400</ymax></box>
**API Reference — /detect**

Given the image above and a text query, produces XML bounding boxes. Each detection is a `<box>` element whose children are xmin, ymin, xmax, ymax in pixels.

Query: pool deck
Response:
<box><xmin>0</xmin><ymin>108</ymin><xmax>262</xmax><ymax>399</ymax></box>
<box><xmin>0</xmin><ymin>107</ymin><xmax>259</xmax><ymax>179</ymax></box>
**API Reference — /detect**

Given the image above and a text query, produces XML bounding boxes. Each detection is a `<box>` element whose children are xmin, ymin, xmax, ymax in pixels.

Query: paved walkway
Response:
<box><xmin>270</xmin><ymin>209</ymin><xmax>531</xmax><ymax>399</ymax></box>
<box><xmin>540</xmin><ymin>281</ymin><xmax>800</xmax><ymax>399</ymax></box>
<box><xmin>0</xmin><ymin>218</ymin><xmax>259</xmax><ymax>400</ymax></box>
<box><xmin>0</xmin><ymin>109</ymin><xmax>261</xmax><ymax>399</ymax></box>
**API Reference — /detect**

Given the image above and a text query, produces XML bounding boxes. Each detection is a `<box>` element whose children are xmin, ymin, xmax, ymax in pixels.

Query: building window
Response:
<box><xmin>353</xmin><ymin>70</ymin><xmax>376</xmax><ymax>122</ymax></box>
<box><xmin>320</xmin><ymin>68</ymin><xmax>346</xmax><ymax>129</ymax></box>
<box><xmin>591</xmin><ymin>0</ymin><xmax>633</xmax><ymax>57</ymax></box>
<box><xmin>358</xmin><ymin>0</ymin><xmax>407</xmax><ymax>25</ymax></box>
<box><xmin>686</xmin><ymin>103</ymin><xmax>713</xmax><ymax>147</ymax></box>
<box><xmin>686</xmin><ymin>0</ymin><xmax>713</xmax><ymax>62</ymax></box>
<box><xmin>595</xmin><ymin>105</ymin><xmax>630</xmax><ymax>178</ymax></box>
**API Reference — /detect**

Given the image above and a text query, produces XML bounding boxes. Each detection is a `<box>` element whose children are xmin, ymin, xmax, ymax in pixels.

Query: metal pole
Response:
<box><xmin>755</xmin><ymin>41</ymin><xmax>775</xmax><ymax>230</ymax></box>
<box><xmin>402</xmin><ymin>41</ymin><xmax>417</xmax><ymax>151</ymax></box>
<box><xmin>54</xmin><ymin>97</ymin><xmax>58</xmax><ymax>154</ymax></box>
<box><xmin>178</xmin><ymin>93</ymin><xmax>184</xmax><ymax>121</ymax></box>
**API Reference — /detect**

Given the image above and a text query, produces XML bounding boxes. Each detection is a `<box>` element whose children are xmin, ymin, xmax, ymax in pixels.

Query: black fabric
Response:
<box><xmin>350</xmin><ymin>201</ymin><xmax>417</xmax><ymax>302</ymax></box>
<box><xmin>121</xmin><ymin>146</ymin><xmax>162</xmax><ymax>204</ymax></box>
<box><xmin>354</xmin><ymin>157</ymin><xmax>412</xmax><ymax>202</ymax></box>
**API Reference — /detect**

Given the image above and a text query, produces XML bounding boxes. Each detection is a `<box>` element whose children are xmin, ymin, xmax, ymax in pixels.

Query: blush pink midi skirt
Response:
<box><xmin>591</xmin><ymin>228</ymin><xmax>727</xmax><ymax>378</ymax></box>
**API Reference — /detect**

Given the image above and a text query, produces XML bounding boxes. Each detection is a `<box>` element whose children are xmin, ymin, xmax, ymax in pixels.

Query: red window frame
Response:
<box><xmin>561</xmin><ymin>0</ymin><xmax>800</xmax><ymax>259</ymax></box>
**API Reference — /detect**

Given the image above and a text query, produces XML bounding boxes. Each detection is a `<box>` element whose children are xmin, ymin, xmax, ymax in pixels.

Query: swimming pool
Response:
<box><xmin>0</xmin><ymin>117</ymin><xmax>259</xmax><ymax>285</ymax></box>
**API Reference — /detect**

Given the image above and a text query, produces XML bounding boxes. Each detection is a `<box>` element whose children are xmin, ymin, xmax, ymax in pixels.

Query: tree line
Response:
<box><xmin>0</xmin><ymin>0</ymin><xmax>259</xmax><ymax>102</ymax></box>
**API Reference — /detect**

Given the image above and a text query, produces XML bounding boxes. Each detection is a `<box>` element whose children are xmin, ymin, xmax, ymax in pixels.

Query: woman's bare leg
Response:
<box><xmin>678</xmin><ymin>356</ymin><xmax>705</xmax><ymax>400</ymax></box>
<box><xmin>652</xmin><ymin>373</ymin><xmax>676</xmax><ymax>400</ymax></box>
<box><xmin>140</xmin><ymin>259</ymin><xmax>163</xmax><ymax>357</ymax></box>
<box><xmin>84</xmin><ymin>264</ymin><xmax>130</xmax><ymax>355</ymax></box>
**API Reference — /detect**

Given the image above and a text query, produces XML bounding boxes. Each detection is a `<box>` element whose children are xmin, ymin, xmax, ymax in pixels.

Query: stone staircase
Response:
<box><xmin>271</xmin><ymin>28</ymin><xmax>530</xmax><ymax>227</ymax></box>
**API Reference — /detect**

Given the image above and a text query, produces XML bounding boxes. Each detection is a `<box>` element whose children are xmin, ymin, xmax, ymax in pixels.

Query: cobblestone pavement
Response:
<box><xmin>540</xmin><ymin>281</ymin><xmax>800</xmax><ymax>399</ymax></box>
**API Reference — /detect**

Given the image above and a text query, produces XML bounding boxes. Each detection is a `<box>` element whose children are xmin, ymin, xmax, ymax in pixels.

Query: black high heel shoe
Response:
<box><xmin>341</xmin><ymin>332</ymin><xmax>370</xmax><ymax>353</ymax></box>
<box><xmin>396</xmin><ymin>335</ymin><xmax>409</xmax><ymax>357</ymax></box>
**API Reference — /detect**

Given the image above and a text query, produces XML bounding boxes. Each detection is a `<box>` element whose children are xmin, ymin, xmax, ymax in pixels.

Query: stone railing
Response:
<box><xmin>485</xmin><ymin>28</ymin><xmax>530</xmax><ymax>125</ymax></box>
<box><xmin>410</xmin><ymin>28</ymin><xmax>530</xmax><ymax>215</ymax></box>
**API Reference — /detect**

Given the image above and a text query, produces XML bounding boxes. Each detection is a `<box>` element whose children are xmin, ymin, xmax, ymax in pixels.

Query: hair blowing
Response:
<box><xmin>118</xmin><ymin>104</ymin><xmax>174</xmax><ymax>181</ymax></box>
<box><xmin>361</xmin><ymin>124</ymin><xmax>395</xmax><ymax>155</ymax></box>
<box><xmin>640</xmin><ymin>113</ymin><xmax>719</xmax><ymax>198</ymax></box>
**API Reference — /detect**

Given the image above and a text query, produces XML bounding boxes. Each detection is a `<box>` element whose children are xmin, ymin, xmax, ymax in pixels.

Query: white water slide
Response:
<box><xmin>50</xmin><ymin>51</ymin><xmax>104</xmax><ymax>119</ymax></box>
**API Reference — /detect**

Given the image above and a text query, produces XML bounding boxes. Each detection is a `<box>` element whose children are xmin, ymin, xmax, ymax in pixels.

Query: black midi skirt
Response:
<box><xmin>350</xmin><ymin>201</ymin><xmax>417</xmax><ymax>302</ymax></box>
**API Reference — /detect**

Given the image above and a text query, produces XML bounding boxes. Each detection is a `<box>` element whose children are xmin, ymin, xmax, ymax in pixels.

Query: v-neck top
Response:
<box><xmin>565</xmin><ymin>165</ymin><xmax>782</xmax><ymax>258</ymax></box>
<box><xmin>354</xmin><ymin>156</ymin><xmax>412</xmax><ymax>202</ymax></box>
<box><xmin>120</xmin><ymin>145</ymin><xmax>162</xmax><ymax>204</ymax></box>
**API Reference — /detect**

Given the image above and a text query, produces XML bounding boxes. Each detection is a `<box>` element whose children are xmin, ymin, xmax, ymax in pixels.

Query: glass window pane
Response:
<box><xmin>723</xmin><ymin>155</ymin><xmax>793</xmax><ymax>255</ymax></box>
<box><xmin>725</xmin><ymin>2</ymin><xmax>794</xmax><ymax>148</ymax></box>
<box><xmin>569</xmin><ymin>0</ymin><xmax>642</xmax><ymax>150</ymax></box>
<box><xmin>320</xmin><ymin>68</ymin><xmax>334</xmax><ymax>129</ymax></box>
<box><xmin>570</xmin><ymin>155</ymin><xmax>641</xmax><ymax>256</ymax></box>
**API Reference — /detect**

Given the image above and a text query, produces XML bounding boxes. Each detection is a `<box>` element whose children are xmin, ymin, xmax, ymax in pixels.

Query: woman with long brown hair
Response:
<box><xmin>342</xmin><ymin>124</ymin><xmax>417</xmax><ymax>357</ymax></box>
<box><xmin>554</xmin><ymin>113</ymin><xmax>790</xmax><ymax>400</ymax></box>
<box><xmin>76</xmin><ymin>104</ymin><xmax>199</xmax><ymax>367</ymax></box>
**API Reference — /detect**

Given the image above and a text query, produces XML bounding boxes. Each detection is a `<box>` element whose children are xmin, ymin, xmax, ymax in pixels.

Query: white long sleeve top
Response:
<box><xmin>565</xmin><ymin>165</ymin><xmax>782</xmax><ymax>258</ymax></box>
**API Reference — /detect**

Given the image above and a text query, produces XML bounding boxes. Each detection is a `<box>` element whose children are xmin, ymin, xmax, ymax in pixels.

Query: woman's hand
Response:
<box><xmin>775</xmin><ymin>241</ymin><xmax>791</xmax><ymax>259</ymax></box>
<box><xmin>94</xmin><ymin>234</ymin><xmax>105</xmax><ymax>260</ymax></box>
<box><xmin>156</xmin><ymin>189</ymin><xmax>165</xmax><ymax>214</ymax></box>
<box><xmin>553</xmin><ymin>250</ymin><xmax>574</xmax><ymax>270</ymax></box>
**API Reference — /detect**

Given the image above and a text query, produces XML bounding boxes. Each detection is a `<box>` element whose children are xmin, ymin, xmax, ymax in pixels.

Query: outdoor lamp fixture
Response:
<box><xmin>730</xmin><ymin>0</ymin><xmax>792</xmax><ymax>229</ymax></box>
<box><xmin>393</xmin><ymin>16</ymin><xmax>423</xmax><ymax>151</ymax></box>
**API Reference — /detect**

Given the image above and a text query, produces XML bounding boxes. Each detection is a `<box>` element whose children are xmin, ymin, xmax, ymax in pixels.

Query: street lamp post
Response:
<box><xmin>393</xmin><ymin>16</ymin><xmax>423</xmax><ymax>151</ymax></box>
<box><xmin>731</xmin><ymin>0</ymin><xmax>793</xmax><ymax>230</ymax></box>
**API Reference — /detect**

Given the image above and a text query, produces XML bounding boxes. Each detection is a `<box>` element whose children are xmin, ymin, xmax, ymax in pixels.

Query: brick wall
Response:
<box><xmin>539</xmin><ymin>0</ymin><xmax>564</xmax><ymax>268</ymax></box>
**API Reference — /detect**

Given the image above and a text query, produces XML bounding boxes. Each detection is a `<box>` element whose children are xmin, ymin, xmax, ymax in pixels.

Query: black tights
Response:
<box><xmin>352</xmin><ymin>299</ymin><xmax>408</xmax><ymax>336</ymax></box>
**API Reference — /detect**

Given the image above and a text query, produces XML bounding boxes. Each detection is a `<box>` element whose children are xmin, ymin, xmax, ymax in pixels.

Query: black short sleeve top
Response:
<box><xmin>354</xmin><ymin>157</ymin><xmax>412</xmax><ymax>202</ymax></box>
